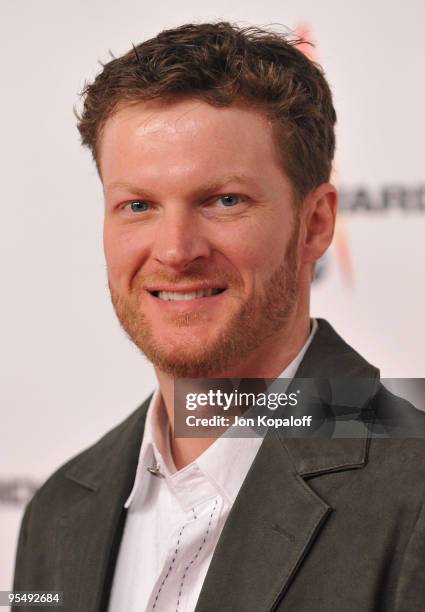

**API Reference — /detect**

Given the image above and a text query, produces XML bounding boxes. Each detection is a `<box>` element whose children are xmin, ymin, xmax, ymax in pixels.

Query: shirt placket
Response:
<box><xmin>146</xmin><ymin>463</ymin><xmax>223</xmax><ymax>612</ymax></box>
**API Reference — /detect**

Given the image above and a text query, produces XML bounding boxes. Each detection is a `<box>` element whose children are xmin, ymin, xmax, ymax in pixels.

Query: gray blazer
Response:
<box><xmin>13</xmin><ymin>320</ymin><xmax>425</xmax><ymax>611</ymax></box>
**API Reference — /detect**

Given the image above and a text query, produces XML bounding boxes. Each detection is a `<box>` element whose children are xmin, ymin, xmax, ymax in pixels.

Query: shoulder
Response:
<box><xmin>370</xmin><ymin>382</ymin><xmax>425</xmax><ymax>440</ymax></box>
<box><xmin>14</xmin><ymin>397</ymin><xmax>151</xmax><ymax>590</ymax></box>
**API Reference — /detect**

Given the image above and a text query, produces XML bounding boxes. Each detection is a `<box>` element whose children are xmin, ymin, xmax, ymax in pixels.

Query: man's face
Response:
<box><xmin>100</xmin><ymin>99</ymin><xmax>302</xmax><ymax>377</ymax></box>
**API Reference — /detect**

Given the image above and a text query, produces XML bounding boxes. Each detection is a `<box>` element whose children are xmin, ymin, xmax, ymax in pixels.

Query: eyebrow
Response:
<box><xmin>105</xmin><ymin>174</ymin><xmax>263</xmax><ymax>199</ymax></box>
<box><xmin>104</xmin><ymin>181</ymin><xmax>156</xmax><ymax>199</ymax></box>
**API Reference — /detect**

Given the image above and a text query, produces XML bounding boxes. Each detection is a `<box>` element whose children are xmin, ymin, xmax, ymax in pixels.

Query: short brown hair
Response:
<box><xmin>77</xmin><ymin>21</ymin><xmax>336</xmax><ymax>202</ymax></box>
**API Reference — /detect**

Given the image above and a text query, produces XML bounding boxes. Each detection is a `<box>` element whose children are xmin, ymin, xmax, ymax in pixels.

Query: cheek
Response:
<box><xmin>103</xmin><ymin>222</ymin><xmax>149</xmax><ymax>287</ymax></box>
<box><xmin>216</xmin><ymin>217</ymin><xmax>287</xmax><ymax>286</ymax></box>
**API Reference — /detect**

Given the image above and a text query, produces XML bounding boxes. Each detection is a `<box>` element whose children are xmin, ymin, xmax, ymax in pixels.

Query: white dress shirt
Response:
<box><xmin>108</xmin><ymin>319</ymin><xmax>318</xmax><ymax>612</ymax></box>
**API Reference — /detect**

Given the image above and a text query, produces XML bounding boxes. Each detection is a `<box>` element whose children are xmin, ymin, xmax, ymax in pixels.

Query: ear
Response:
<box><xmin>300</xmin><ymin>183</ymin><xmax>338</xmax><ymax>265</ymax></box>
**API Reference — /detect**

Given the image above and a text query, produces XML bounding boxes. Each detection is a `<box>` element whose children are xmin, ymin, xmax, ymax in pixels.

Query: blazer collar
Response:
<box><xmin>278</xmin><ymin>318</ymin><xmax>380</xmax><ymax>478</ymax></box>
<box><xmin>295</xmin><ymin>318</ymin><xmax>379</xmax><ymax>379</ymax></box>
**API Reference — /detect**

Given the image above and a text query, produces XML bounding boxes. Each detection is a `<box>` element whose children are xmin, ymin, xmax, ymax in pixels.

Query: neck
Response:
<box><xmin>155</xmin><ymin>311</ymin><xmax>311</xmax><ymax>470</ymax></box>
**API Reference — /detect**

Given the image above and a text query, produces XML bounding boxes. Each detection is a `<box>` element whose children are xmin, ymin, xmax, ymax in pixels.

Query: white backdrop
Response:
<box><xmin>1</xmin><ymin>0</ymin><xmax>424</xmax><ymax>592</ymax></box>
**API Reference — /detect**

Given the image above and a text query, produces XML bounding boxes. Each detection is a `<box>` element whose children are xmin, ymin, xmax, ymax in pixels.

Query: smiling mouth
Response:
<box><xmin>150</xmin><ymin>288</ymin><xmax>226</xmax><ymax>301</ymax></box>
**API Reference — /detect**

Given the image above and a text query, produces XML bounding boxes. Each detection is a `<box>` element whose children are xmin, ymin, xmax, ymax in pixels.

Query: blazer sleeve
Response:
<box><xmin>394</xmin><ymin>493</ymin><xmax>425</xmax><ymax>611</ymax></box>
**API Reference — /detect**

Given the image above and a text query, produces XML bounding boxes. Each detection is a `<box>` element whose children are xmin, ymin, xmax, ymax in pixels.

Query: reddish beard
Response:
<box><xmin>109</xmin><ymin>222</ymin><xmax>300</xmax><ymax>378</ymax></box>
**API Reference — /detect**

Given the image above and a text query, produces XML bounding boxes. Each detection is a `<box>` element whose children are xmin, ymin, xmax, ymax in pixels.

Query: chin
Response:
<box><xmin>145</xmin><ymin>348</ymin><xmax>224</xmax><ymax>378</ymax></box>
<box><xmin>143</xmin><ymin>334</ymin><xmax>226</xmax><ymax>378</ymax></box>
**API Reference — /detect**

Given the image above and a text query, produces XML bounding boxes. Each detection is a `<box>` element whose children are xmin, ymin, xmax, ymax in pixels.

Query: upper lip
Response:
<box><xmin>145</xmin><ymin>283</ymin><xmax>227</xmax><ymax>293</ymax></box>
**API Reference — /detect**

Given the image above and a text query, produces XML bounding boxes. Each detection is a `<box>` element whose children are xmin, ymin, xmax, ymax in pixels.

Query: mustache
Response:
<box><xmin>133</xmin><ymin>267</ymin><xmax>243</xmax><ymax>288</ymax></box>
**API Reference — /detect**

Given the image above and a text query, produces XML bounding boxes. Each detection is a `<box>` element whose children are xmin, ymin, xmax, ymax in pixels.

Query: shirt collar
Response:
<box><xmin>125</xmin><ymin>318</ymin><xmax>318</xmax><ymax>509</ymax></box>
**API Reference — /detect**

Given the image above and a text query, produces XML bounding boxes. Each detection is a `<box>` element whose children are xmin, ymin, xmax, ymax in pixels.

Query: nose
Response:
<box><xmin>151</xmin><ymin>205</ymin><xmax>211</xmax><ymax>271</ymax></box>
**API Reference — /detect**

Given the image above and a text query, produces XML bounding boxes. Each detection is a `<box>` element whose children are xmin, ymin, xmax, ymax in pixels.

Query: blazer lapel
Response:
<box><xmin>195</xmin><ymin>319</ymin><xmax>379</xmax><ymax>612</ymax></box>
<box><xmin>194</xmin><ymin>429</ymin><xmax>332</xmax><ymax>612</ymax></box>
<box><xmin>54</xmin><ymin>399</ymin><xmax>150</xmax><ymax>612</ymax></box>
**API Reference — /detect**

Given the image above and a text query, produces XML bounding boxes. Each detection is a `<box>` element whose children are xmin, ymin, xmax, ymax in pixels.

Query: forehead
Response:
<box><xmin>99</xmin><ymin>99</ymin><xmax>285</xmax><ymax>185</ymax></box>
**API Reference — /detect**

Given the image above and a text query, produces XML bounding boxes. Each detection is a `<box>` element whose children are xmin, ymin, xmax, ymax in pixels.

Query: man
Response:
<box><xmin>13</xmin><ymin>22</ymin><xmax>425</xmax><ymax>612</ymax></box>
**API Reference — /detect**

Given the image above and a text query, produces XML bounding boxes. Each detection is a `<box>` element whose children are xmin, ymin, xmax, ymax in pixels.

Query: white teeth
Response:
<box><xmin>157</xmin><ymin>289</ymin><xmax>216</xmax><ymax>301</ymax></box>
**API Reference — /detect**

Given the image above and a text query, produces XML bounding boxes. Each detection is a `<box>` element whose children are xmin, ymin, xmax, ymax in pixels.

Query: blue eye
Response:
<box><xmin>218</xmin><ymin>195</ymin><xmax>241</xmax><ymax>207</ymax></box>
<box><xmin>127</xmin><ymin>201</ymin><xmax>150</xmax><ymax>213</ymax></box>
